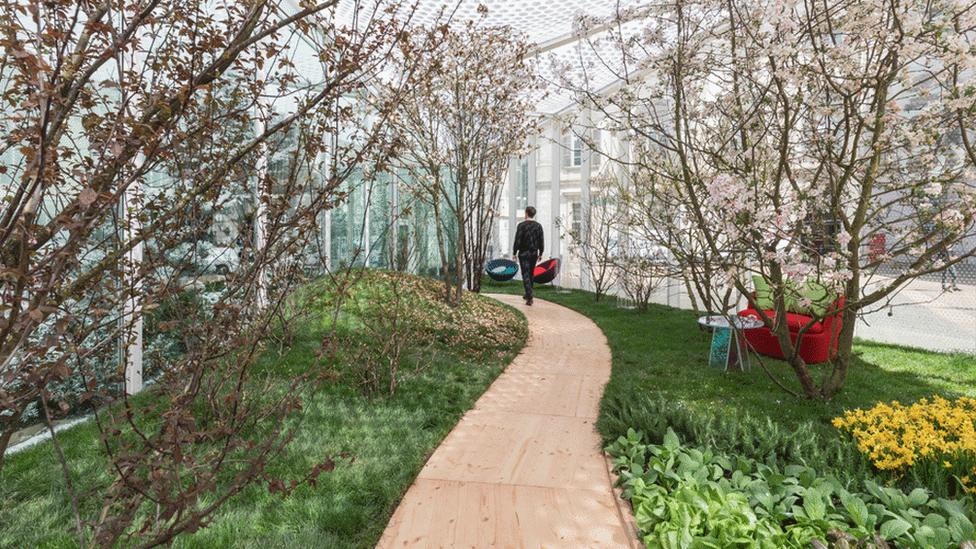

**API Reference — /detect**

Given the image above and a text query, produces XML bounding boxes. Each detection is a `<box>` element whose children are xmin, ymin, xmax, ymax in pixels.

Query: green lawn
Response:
<box><xmin>484</xmin><ymin>279</ymin><xmax>976</xmax><ymax>494</ymax></box>
<box><xmin>1</xmin><ymin>272</ymin><xmax>527</xmax><ymax>548</ymax></box>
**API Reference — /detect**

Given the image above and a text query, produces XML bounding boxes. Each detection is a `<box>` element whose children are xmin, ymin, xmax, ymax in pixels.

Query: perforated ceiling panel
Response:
<box><xmin>327</xmin><ymin>0</ymin><xmax>647</xmax><ymax>113</ymax></box>
<box><xmin>336</xmin><ymin>0</ymin><xmax>626</xmax><ymax>44</ymax></box>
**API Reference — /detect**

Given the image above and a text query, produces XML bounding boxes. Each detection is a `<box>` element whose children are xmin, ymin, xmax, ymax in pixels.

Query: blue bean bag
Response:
<box><xmin>486</xmin><ymin>258</ymin><xmax>518</xmax><ymax>282</ymax></box>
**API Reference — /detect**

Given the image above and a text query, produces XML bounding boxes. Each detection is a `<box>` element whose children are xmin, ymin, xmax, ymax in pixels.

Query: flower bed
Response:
<box><xmin>834</xmin><ymin>397</ymin><xmax>976</xmax><ymax>495</ymax></box>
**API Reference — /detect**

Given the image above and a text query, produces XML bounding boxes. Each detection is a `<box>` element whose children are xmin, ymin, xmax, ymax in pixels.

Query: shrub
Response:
<box><xmin>327</xmin><ymin>271</ymin><xmax>526</xmax><ymax>395</ymax></box>
<box><xmin>615</xmin><ymin>254</ymin><xmax>667</xmax><ymax>311</ymax></box>
<box><xmin>344</xmin><ymin>272</ymin><xmax>432</xmax><ymax>395</ymax></box>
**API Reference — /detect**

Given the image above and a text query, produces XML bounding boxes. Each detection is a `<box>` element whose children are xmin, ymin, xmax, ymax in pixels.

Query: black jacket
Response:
<box><xmin>513</xmin><ymin>219</ymin><xmax>544</xmax><ymax>256</ymax></box>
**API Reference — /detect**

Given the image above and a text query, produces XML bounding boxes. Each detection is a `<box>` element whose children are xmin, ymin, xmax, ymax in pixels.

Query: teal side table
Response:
<box><xmin>697</xmin><ymin>315</ymin><xmax>763</xmax><ymax>372</ymax></box>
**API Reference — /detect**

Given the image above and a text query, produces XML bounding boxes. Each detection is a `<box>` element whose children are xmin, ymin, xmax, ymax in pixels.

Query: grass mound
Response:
<box><xmin>0</xmin><ymin>271</ymin><xmax>526</xmax><ymax>548</ymax></box>
<box><xmin>335</xmin><ymin>270</ymin><xmax>524</xmax><ymax>354</ymax></box>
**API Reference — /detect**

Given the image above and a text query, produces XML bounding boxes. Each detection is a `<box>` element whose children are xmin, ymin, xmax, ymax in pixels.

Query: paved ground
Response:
<box><xmin>856</xmin><ymin>278</ymin><xmax>976</xmax><ymax>354</ymax></box>
<box><xmin>377</xmin><ymin>295</ymin><xmax>636</xmax><ymax>549</ymax></box>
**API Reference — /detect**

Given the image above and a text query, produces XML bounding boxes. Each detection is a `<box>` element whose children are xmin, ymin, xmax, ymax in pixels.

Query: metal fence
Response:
<box><xmin>593</xmin><ymin>263</ymin><xmax>976</xmax><ymax>355</ymax></box>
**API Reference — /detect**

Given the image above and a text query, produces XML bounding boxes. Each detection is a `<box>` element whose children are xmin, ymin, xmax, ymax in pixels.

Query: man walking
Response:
<box><xmin>513</xmin><ymin>206</ymin><xmax>544</xmax><ymax>306</ymax></box>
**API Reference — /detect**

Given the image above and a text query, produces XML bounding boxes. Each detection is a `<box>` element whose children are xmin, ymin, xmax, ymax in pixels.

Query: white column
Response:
<box><xmin>619</xmin><ymin>132</ymin><xmax>632</xmax><ymax>191</ymax></box>
<box><xmin>507</xmin><ymin>157</ymin><xmax>517</xmax><ymax>259</ymax></box>
<box><xmin>122</xmin><ymin>170</ymin><xmax>144</xmax><ymax>396</ymax></box>
<box><xmin>324</xmin><ymin>209</ymin><xmax>332</xmax><ymax>271</ymax></box>
<box><xmin>527</xmin><ymin>136</ymin><xmax>538</xmax><ymax>211</ymax></box>
<box><xmin>618</xmin><ymin>131</ymin><xmax>632</xmax><ymax>254</ymax></box>
<box><xmin>347</xmin><ymin>183</ymin><xmax>357</xmax><ymax>265</ymax></box>
<box><xmin>327</xmin><ymin>134</ymin><xmax>336</xmax><ymax>271</ymax></box>
<box><xmin>311</xmin><ymin>149</ymin><xmax>327</xmax><ymax>273</ymax></box>
<box><xmin>363</xmin><ymin>182</ymin><xmax>372</xmax><ymax>265</ymax></box>
<box><xmin>408</xmin><ymin>200</ymin><xmax>421</xmax><ymax>274</ymax></box>
<box><xmin>390</xmin><ymin>172</ymin><xmax>400</xmax><ymax>268</ymax></box>
<box><xmin>253</xmin><ymin>117</ymin><xmax>269</xmax><ymax>309</ymax></box>
<box><xmin>490</xmin><ymin>218</ymin><xmax>501</xmax><ymax>260</ymax></box>
<box><xmin>579</xmin><ymin>121</ymin><xmax>593</xmax><ymax>291</ymax></box>
<box><xmin>548</xmin><ymin>123</ymin><xmax>561</xmax><ymax>266</ymax></box>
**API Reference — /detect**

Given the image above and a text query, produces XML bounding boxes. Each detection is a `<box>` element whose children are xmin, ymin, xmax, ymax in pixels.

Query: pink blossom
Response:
<box><xmin>837</xmin><ymin>231</ymin><xmax>852</xmax><ymax>247</ymax></box>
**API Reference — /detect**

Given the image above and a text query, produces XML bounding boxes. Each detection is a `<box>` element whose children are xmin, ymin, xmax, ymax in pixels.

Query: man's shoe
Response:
<box><xmin>527</xmin><ymin>299</ymin><xmax>533</xmax><ymax>306</ymax></box>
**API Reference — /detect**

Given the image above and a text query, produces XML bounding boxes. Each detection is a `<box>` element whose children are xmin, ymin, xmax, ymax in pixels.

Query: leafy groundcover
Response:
<box><xmin>607</xmin><ymin>428</ymin><xmax>976</xmax><ymax>549</ymax></box>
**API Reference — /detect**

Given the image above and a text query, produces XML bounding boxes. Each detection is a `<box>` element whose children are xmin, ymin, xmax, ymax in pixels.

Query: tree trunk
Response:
<box><xmin>821</xmin><ymin>290</ymin><xmax>858</xmax><ymax>397</ymax></box>
<box><xmin>464</xmin><ymin>210</ymin><xmax>486</xmax><ymax>294</ymax></box>
<box><xmin>431</xmin><ymin>195</ymin><xmax>451</xmax><ymax>304</ymax></box>
<box><xmin>773</xmin><ymin>325</ymin><xmax>821</xmax><ymax>399</ymax></box>
<box><xmin>454</xmin><ymin>202</ymin><xmax>465</xmax><ymax>306</ymax></box>
<box><xmin>467</xmin><ymin>245</ymin><xmax>484</xmax><ymax>293</ymax></box>
<box><xmin>0</xmin><ymin>407</ymin><xmax>25</xmax><ymax>471</ymax></box>
<box><xmin>684</xmin><ymin>275</ymin><xmax>700</xmax><ymax>313</ymax></box>
<box><xmin>821</xmin><ymin>316</ymin><xmax>854</xmax><ymax>398</ymax></box>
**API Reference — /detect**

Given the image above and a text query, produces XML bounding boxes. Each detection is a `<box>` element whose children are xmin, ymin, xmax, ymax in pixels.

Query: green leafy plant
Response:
<box><xmin>606</xmin><ymin>428</ymin><xmax>976</xmax><ymax>548</ymax></box>
<box><xmin>600</xmin><ymin>395</ymin><xmax>878</xmax><ymax>490</ymax></box>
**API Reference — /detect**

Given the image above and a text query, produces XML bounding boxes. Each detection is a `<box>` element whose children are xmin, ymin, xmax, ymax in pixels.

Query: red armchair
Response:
<box><xmin>737</xmin><ymin>297</ymin><xmax>844</xmax><ymax>364</ymax></box>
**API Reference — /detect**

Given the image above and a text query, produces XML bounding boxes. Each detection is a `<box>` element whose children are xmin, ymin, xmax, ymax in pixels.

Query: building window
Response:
<box><xmin>562</xmin><ymin>131</ymin><xmax>601</xmax><ymax>168</ymax></box>
<box><xmin>563</xmin><ymin>133</ymin><xmax>583</xmax><ymax>168</ymax></box>
<box><xmin>571</xmin><ymin>202</ymin><xmax>581</xmax><ymax>235</ymax></box>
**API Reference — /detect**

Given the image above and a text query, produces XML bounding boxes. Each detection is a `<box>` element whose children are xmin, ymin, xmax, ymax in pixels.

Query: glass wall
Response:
<box><xmin>326</xmin><ymin>168</ymin><xmax>454</xmax><ymax>275</ymax></box>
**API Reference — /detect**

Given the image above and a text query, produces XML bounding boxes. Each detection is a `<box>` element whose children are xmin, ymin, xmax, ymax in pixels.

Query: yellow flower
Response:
<box><xmin>833</xmin><ymin>396</ymin><xmax>976</xmax><ymax>475</ymax></box>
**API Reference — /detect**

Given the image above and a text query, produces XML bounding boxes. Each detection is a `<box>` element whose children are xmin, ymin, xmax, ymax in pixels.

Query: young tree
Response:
<box><xmin>0</xmin><ymin>0</ymin><xmax>435</xmax><ymax>544</ymax></box>
<box><xmin>568</xmin><ymin>0</ymin><xmax>976</xmax><ymax>398</ymax></box>
<box><xmin>566</xmin><ymin>176</ymin><xmax>621</xmax><ymax>300</ymax></box>
<box><xmin>390</xmin><ymin>17</ymin><xmax>539</xmax><ymax>304</ymax></box>
<box><xmin>614</xmin><ymin>161</ymin><xmax>743</xmax><ymax>314</ymax></box>
<box><xmin>615</xmin><ymin>249</ymin><xmax>667</xmax><ymax>311</ymax></box>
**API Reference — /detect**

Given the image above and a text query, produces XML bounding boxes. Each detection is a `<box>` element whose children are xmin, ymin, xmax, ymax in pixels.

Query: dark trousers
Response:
<box><xmin>518</xmin><ymin>253</ymin><xmax>538</xmax><ymax>301</ymax></box>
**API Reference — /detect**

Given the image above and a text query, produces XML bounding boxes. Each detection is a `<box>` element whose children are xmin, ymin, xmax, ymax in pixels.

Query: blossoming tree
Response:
<box><xmin>390</xmin><ymin>16</ymin><xmax>540</xmax><ymax>303</ymax></box>
<box><xmin>0</xmin><ymin>0</ymin><xmax>436</xmax><ymax>543</ymax></box>
<box><xmin>569</xmin><ymin>0</ymin><xmax>976</xmax><ymax>398</ymax></box>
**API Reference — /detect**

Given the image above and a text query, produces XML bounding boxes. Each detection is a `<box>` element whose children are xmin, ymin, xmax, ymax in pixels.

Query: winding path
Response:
<box><xmin>378</xmin><ymin>295</ymin><xmax>636</xmax><ymax>548</ymax></box>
